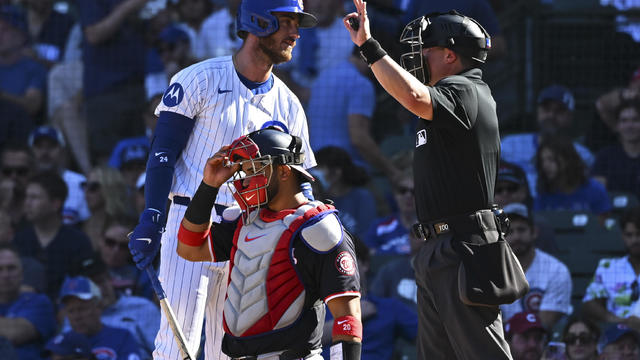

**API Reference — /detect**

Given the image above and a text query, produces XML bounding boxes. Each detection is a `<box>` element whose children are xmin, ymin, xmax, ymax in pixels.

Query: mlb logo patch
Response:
<box><xmin>416</xmin><ymin>129</ymin><xmax>427</xmax><ymax>147</ymax></box>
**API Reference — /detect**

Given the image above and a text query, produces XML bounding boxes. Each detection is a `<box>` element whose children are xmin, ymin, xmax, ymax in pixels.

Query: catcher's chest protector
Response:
<box><xmin>224</xmin><ymin>201</ymin><xmax>332</xmax><ymax>337</ymax></box>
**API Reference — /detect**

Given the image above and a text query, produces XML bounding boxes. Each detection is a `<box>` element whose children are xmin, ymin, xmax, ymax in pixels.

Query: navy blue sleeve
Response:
<box><xmin>144</xmin><ymin>111</ymin><xmax>195</xmax><ymax>213</ymax></box>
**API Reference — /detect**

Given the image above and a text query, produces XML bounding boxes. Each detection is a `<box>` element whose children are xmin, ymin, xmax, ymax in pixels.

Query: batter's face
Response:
<box><xmin>258</xmin><ymin>12</ymin><xmax>300</xmax><ymax>64</ymax></box>
<box><xmin>509</xmin><ymin>330</ymin><xmax>546</xmax><ymax>360</ymax></box>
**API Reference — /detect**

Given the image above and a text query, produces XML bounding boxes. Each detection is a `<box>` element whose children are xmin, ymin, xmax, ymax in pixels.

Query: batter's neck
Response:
<box><xmin>233</xmin><ymin>49</ymin><xmax>273</xmax><ymax>83</ymax></box>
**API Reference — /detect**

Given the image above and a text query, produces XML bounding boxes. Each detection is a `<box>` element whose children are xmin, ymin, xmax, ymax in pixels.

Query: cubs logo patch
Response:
<box><xmin>335</xmin><ymin>251</ymin><xmax>356</xmax><ymax>276</ymax></box>
<box><xmin>521</xmin><ymin>287</ymin><xmax>544</xmax><ymax>312</ymax></box>
<box><xmin>163</xmin><ymin>83</ymin><xmax>184</xmax><ymax>107</ymax></box>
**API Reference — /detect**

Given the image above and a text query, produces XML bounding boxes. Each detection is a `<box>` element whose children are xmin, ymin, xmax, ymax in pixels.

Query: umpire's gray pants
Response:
<box><xmin>414</xmin><ymin>232</ymin><xmax>513</xmax><ymax>359</ymax></box>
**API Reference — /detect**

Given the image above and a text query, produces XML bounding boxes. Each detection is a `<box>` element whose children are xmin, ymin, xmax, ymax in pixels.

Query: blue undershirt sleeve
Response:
<box><xmin>144</xmin><ymin>111</ymin><xmax>195</xmax><ymax>213</ymax></box>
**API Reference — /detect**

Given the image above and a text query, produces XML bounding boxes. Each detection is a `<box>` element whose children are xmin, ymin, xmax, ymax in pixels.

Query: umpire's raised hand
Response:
<box><xmin>343</xmin><ymin>0</ymin><xmax>372</xmax><ymax>46</ymax></box>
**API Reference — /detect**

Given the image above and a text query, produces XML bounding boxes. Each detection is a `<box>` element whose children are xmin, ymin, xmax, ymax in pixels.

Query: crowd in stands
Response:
<box><xmin>1</xmin><ymin>0</ymin><xmax>640</xmax><ymax>359</ymax></box>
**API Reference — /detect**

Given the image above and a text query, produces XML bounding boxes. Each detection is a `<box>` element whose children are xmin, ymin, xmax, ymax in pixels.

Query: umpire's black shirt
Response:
<box><xmin>414</xmin><ymin>68</ymin><xmax>499</xmax><ymax>223</ymax></box>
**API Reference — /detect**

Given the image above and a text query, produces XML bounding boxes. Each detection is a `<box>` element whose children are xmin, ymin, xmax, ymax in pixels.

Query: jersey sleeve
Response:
<box><xmin>428</xmin><ymin>80</ymin><xmax>478</xmax><ymax>131</ymax></box>
<box><xmin>539</xmin><ymin>262</ymin><xmax>572</xmax><ymax>314</ymax></box>
<box><xmin>302</xmin><ymin>230</ymin><xmax>361</xmax><ymax>303</ymax></box>
<box><xmin>209</xmin><ymin>218</ymin><xmax>239</xmax><ymax>262</ymax></box>
<box><xmin>10</xmin><ymin>294</ymin><xmax>56</xmax><ymax>340</ymax></box>
<box><xmin>583</xmin><ymin>259</ymin><xmax>611</xmax><ymax>302</ymax></box>
<box><xmin>155</xmin><ymin>65</ymin><xmax>205</xmax><ymax>120</ymax></box>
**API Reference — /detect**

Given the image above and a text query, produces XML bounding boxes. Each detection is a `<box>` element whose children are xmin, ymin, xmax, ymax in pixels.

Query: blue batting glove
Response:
<box><xmin>129</xmin><ymin>208</ymin><xmax>164</xmax><ymax>270</ymax></box>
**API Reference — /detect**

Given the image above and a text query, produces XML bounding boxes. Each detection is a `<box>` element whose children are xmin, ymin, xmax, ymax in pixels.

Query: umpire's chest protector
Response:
<box><xmin>223</xmin><ymin>201</ymin><xmax>335</xmax><ymax>337</ymax></box>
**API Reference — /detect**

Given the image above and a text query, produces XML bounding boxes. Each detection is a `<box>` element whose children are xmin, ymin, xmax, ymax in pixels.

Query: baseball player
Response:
<box><xmin>127</xmin><ymin>1</ymin><xmax>317</xmax><ymax>359</ymax></box>
<box><xmin>177</xmin><ymin>128</ymin><xmax>362</xmax><ymax>359</ymax></box>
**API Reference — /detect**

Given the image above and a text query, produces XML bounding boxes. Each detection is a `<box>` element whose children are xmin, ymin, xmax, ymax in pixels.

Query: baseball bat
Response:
<box><xmin>145</xmin><ymin>266</ymin><xmax>196</xmax><ymax>360</ymax></box>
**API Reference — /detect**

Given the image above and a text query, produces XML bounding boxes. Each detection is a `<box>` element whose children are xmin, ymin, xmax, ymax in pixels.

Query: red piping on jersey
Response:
<box><xmin>177</xmin><ymin>223</ymin><xmax>210</xmax><ymax>247</ymax></box>
<box><xmin>324</xmin><ymin>291</ymin><xmax>362</xmax><ymax>304</ymax></box>
<box><xmin>223</xmin><ymin>202</ymin><xmax>336</xmax><ymax>337</ymax></box>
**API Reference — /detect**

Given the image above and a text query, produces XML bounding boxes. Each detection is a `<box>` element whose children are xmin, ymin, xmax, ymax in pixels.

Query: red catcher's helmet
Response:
<box><xmin>226</xmin><ymin>128</ymin><xmax>313</xmax><ymax>223</ymax></box>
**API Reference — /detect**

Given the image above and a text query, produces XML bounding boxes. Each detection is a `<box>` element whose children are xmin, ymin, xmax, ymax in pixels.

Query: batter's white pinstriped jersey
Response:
<box><xmin>155</xmin><ymin>55</ymin><xmax>316</xmax><ymax>206</ymax></box>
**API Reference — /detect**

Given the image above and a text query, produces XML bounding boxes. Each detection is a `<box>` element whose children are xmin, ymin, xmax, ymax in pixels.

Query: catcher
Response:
<box><xmin>176</xmin><ymin>128</ymin><xmax>362</xmax><ymax>360</ymax></box>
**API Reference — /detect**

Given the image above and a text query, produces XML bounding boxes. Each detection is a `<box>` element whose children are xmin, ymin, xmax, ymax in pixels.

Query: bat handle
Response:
<box><xmin>146</xmin><ymin>266</ymin><xmax>167</xmax><ymax>301</ymax></box>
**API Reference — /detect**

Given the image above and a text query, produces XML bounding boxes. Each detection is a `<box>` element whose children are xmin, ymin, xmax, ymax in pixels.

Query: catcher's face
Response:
<box><xmin>258</xmin><ymin>12</ymin><xmax>300</xmax><ymax>64</ymax></box>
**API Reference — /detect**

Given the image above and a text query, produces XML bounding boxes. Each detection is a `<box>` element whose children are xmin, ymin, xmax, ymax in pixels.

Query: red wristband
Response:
<box><xmin>178</xmin><ymin>223</ymin><xmax>210</xmax><ymax>247</ymax></box>
<box><xmin>332</xmin><ymin>315</ymin><xmax>362</xmax><ymax>340</ymax></box>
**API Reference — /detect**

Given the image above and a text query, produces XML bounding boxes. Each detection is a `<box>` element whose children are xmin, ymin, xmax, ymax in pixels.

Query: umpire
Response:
<box><xmin>344</xmin><ymin>1</ymin><xmax>516</xmax><ymax>359</ymax></box>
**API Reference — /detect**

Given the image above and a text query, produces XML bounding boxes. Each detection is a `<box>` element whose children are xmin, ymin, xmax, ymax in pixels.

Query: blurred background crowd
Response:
<box><xmin>1</xmin><ymin>0</ymin><xmax>640</xmax><ymax>359</ymax></box>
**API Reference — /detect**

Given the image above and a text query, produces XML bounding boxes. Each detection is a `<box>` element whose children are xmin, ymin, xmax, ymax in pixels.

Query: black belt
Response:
<box><xmin>413</xmin><ymin>209</ymin><xmax>500</xmax><ymax>241</ymax></box>
<box><xmin>173</xmin><ymin>195</ymin><xmax>191</xmax><ymax>206</ymax></box>
<box><xmin>232</xmin><ymin>349</ymin><xmax>313</xmax><ymax>360</ymax></box>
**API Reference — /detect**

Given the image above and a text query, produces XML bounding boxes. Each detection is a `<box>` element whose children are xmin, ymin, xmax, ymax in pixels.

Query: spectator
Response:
<box><xmin>286</xmin><ymin>0</ymin><xmax>355</xmax><ymax>98</ymax></box>
<box><xmin>23</xmin><ymin>0</ymin><xmax>75</xmax><ymax>67</ymax></box>
<box><xmin>495</xmin><ymin>160</ymin><xmax>533</xmax><ymax>209</ymax></box>
<box><xmin>365</xmin><ymin>167</ymin><xmax>415</xmax><ymax>255</ymax></box>
<box><xmin>0</xmin><ymin>5</ymin><xmax>47</xmax><ymax>128</ymax></box>
<box><xmin>76</xmin><ymin>0</ymin><xmax>148</xmax><ymax>162</ymax></box>
<box><xmin>82</xmin><ymin>166</ymin><xmax>134</xmax><ymax>249</ymax></box>
<box><xmin>0</xmin><ymin>243</ymin><xmax>56</xmax><ymax>360</ymax></box>
<box><xmin>58</xmin><ymin>275</ymin><xmax>143</xmax><ymax>359</ymax></box>
<box><xmin>583</xmin><ymin>208</ymin><xmax>640</xmax><ymax>330</ymax></box>
<box><xmin>535</xmin><ymin>136</ymin><xmax>611</xmax><ymax>217</ymax></box>
<box><xmin>0</xmin><ymin>143</ymin><xmax>32</xmax><ymax>228</ymax></box>
<box><xmin>505</xmin><ymin>311</ymin><xmax>548</xmax><ymax>360</ymax></box>
<box><xmin>112</xmin><ymin>143</ymin><xmax>148</xmax><ymax>191</ymax></box>
<box><xmin>322</xmin><ymin>237</ymin><xmax>417</xmax><ymax>360</ymax></box>
<box><xmin>599</xmin><ymin>324</ymin><xmax>640</xmax><ymax>360</ymax></box>
<box><xmin>500</xmin><ymin>203</ymin><xmax>572</xmax><ymax>329</ymax></box>
<box><xmin>28</xmin><ymin>125</ymin><xmax>90</xmax><ymax>225</ymax></box>
<box><xmin>107</xmin><ymin>93</ymin><xmax>161</xmax><ymax>189</ymax></box>
<box><xmin>69</xmin><ymin>254</ymin><xmax>159</xmax><ymax>358</ymax></box>
<box><xmin>145</xmin><ymin>24</ymin><xmax>196</xmax><ymax>101</ymax></box>
<box><xmin>12</xmin><ymin>171</ymin><xmax>93</xmax><ymax>299</ymax></box>
<box><xmin>501</xmin><ymin>85</ymin><xmax>595</xmax><ymax>195</ymax></box>
<box><xmin>196</xmin><ymin>0</ymin><xmax>242</xmax><ymax>59</ymax></box>
<box><xmin>562</xmin><ymin>317</ymin><xmax>599</xmax><ymax>360</ymax></box>
<box><xmin>369</xmin><ymin>230</ymin><xmax>423</xmax><ymax>309</ymax></box>
<box><xmin>173</xmin><ymin>0</ymin><xmax>216</xmax><ymax>59</ymax></box>
<box><xmin>592</xmin><ymin>100</ymin><xmax>640</xmax><ymax>199</ymax></box>
<box><xmin>0</xmin><ymin>337</ymin><xmax>17</xmax><ymax>360</ymax></box>
<box><xmin>314</xmin><ymin>146</ymin><xmax>378</xmax><ymax>239</ymax></box>
<box><xmin>495</xmin><ymin>160</ymin><xmax>558</xmax><ymax>254</ymax></box>
<box><xmin>44</xmin><ymin>331</ymin><xmax>96</xmax><ymax>360</ymax></box>
<box><xmin>96</xmin><ymin>218</ymin><xmax>152</xmax><ymax>299</ymax></box>
<box><xmin>308</xmin><ymin>47</ymin><xmax>401</xmax><ymax>181</ymax></box>
<box><xmin>134</xmin><ymin>172</ymin><xmax>145</xmax><ymax>215</ymax></box>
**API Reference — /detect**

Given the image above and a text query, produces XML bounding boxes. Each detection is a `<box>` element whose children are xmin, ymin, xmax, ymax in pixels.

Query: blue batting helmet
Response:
<box><xmin>236</xmin><ymin>0</ymin><xmax>318</xmax><ymax>38</ymax></box>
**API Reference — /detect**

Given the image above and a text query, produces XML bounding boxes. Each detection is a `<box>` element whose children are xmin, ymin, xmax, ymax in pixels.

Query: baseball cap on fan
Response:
<box><xmin>600</xmin><ymin>324</ymin><xmax>639</xmax><ymax>349</ymax></box>
<box><xmin>58</xmin><ymin>276</ymin><xmax>102</xmax><ymax>303</ymax></box>
<box><xmin>28</xmin><ymin>125</ymin><xmax>66</xmax><ymax>147</ymax></box>
<box><xmin>504</xmin><ymin>312</ymin><xmax>546</xmax><ymax>337</ymax></box>
<box><xmin>498</xmin><ymin>161</ymin><xmax>527</xmax><ymax>186</ymax></box>
<box><xmin>537</xmin><ymin>85</ymin><xmax>575</xmax><ymax>111</ymax></box>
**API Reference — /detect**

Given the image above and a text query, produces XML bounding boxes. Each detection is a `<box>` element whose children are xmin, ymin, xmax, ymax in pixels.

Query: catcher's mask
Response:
<box><xmin>225</xmin><ymin>128</ymin><xmax>313</xmax><ymax>223</ymax></box>
<box><xmin>399</xmin><ymin>10</ymin><xmax>491</xmax><ymax>84</ymax></box>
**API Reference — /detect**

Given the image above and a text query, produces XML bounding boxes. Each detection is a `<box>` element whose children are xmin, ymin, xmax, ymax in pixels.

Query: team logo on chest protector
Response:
<box><xmin>223</xmin><ymin>201</ymin><xmax>334</xmax><ymax>337</ymax></box>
